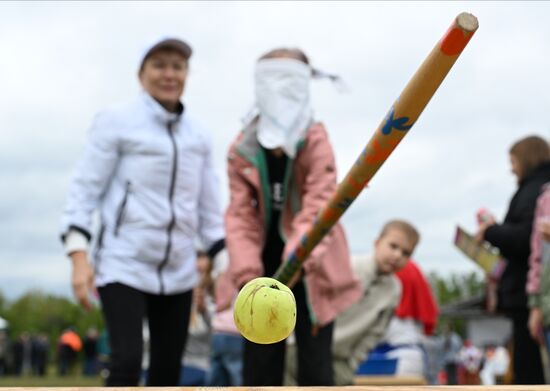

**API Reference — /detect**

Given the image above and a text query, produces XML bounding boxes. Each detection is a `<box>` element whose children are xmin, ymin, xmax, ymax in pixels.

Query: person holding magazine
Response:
<box><xmin>475</xmin><ymin>135</ymin><xmax>550</xmax><ymax>384</ymax></box>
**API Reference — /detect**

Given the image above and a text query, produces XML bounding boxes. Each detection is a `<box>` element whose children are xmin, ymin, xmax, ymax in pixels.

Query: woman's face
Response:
<box><xmin>510</xmin><ymin>153</ymin><xmax>523</xmax><ymax>182</ymax></box>
<box><xmin>139</xmin><ymin>50</ymin><xmax>188</xmax><ymax>110</ymax></box>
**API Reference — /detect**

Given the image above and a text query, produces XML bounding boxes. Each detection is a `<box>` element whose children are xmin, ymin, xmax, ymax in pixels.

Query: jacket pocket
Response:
<box><xmin>114</xmin><ymin>181</ymin><xmax>132</xmax><ymax>236</ymax></box>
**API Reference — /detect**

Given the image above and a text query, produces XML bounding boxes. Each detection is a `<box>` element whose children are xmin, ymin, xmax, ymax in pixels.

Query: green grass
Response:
<box><xmin>0</xmin><ymin>366</ymin><xmax>104</xmax><ymax>387</ymax></box>
<box><xmin>0</xmin><ymin>375</ymin><xmax>103</xmax><ymax>387</ymax></box>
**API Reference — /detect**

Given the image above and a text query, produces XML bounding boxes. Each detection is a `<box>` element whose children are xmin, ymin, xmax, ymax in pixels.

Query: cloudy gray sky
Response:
<box><xmin>1</xmin><ymin>1</ymin><xmax>549</xmax><ymax>300</ymax></box>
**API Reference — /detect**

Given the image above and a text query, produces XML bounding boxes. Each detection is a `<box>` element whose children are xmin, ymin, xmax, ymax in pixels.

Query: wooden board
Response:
<box><xmin>3</xmin><ymin>387</ymin><xmax>550</xmax><ymax>391</ymax></box>
<box><xmin>355</xmin><ymin>375</ymin><xmax>426</xmax><ymax>385</ymax></box>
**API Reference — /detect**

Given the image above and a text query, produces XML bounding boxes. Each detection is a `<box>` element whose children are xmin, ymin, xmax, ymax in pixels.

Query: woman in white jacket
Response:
<box><xmin>60</xmin><ymin>37</ymin><xmax>226</xmax><ymax>386</ymax></box>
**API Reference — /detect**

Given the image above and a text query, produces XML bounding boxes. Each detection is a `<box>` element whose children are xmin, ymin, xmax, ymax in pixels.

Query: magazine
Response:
<box><xmin>454</xmin><ymin>226</ymin><xmax>507</xmax><ymax>280</ymax></box>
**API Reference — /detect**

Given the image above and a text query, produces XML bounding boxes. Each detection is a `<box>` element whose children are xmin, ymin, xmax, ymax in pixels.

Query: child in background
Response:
<box><xmin>479</xmin><ymin>344</ymin><xmax>510</xmax><ymax>385</ymax></box>
<box><xmin>458</xmin><ymin>340</ymin><xmax>483</xmax><ymax>385</ymax></box>
<box><xmin>440</xmin><ymin>323</ymin><xmax>463</xmax><ymax>385</ymax></box>
<box><xmin>207</xmin><ymin>272</ymin><xmax>244</xmax><ymax>386</ymax></box>
<box><xmin>202</xmin><ymin>249</ymin><xmax>243</xmax><ymax>387</ymax></box>
<box><xmin>332</xmin><ymin>220</ymin><xmax>420</xmax><ymax>385</ymax></box>
<box><xmin>179</xmin><ymin>252</ymin><xmax>213</xmax><ymax>386</ymax></box>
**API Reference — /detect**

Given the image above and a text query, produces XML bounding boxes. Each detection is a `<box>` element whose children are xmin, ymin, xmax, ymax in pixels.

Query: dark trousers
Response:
<box><xmin>511</xmin><ymin>310</ymin><xmax>545</xmax><ymax>384</ymax></box>
<box><xmin>445</xmin><ymin>363</ymin><xmax>458</xmax><ymax>385</ymax></box>
<box><xmin>98</xmin><ymin>283</ymin><xmax>192</xmax><ymax>386</ymax></box>
<box><xmin>57</xmin><ymin>345</ymin><xmax>77</xmax><ymax>376</ymax></box>
<box><xmin>242</xmin><ymin>281</ymin><xmax>334</xmax><ymax>386</ymax></box>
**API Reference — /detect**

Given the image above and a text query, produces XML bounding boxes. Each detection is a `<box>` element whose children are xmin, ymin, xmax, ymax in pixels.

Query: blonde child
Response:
<box><xmin>332</xmin><ymin>220</ymin><xmax>420</xmax><ymax>385</ymax></box>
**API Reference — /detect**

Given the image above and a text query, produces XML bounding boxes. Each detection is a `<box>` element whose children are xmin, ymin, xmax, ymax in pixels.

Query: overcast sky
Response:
<box><xmin>1</xmin><ymin>1</ymin><xmax>549</xmax><ymax>300</ymax></box>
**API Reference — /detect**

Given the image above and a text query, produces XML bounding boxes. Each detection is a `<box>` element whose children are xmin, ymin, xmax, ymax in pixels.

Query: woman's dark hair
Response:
<box><xmin>509</xmin><ymin>135</ymin><xmax>550</xmax><ymax>177</ymax></box>
<box><xmin>258</xmin><ymin>48</ymin><xmax>310</xmax><ymax>65</ymax></box>
<box><xmin>257</xmin><ymin>47</ymin><xmax>344</xmax><ymax>85</ymax></box>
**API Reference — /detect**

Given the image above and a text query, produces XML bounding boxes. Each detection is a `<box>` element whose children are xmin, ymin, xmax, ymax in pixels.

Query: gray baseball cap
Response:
<box><xmin>139</xmin><ymin>37</ymin><xmax>192</xmax><ymax>69</ymax></box>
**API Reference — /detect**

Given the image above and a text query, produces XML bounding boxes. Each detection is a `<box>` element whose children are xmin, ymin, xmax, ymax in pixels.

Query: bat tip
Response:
<box><xmin>457</xmin><ymin>12</ymin><xmax>479</xmax><ymax>32</ymax></box>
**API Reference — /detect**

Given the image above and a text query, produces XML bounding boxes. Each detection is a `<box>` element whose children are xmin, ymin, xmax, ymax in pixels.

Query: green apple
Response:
<box><xmin>233</xmin><ymin>277</ymin><xmax>296</xmax><ymax>344</ymax></box>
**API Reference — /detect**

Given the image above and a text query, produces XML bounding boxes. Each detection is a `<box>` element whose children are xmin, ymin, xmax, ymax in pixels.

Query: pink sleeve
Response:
<box><xmin>225</xmin><ymin>146</ymin><xmax>264</xmax><ymax>288</ymax></box>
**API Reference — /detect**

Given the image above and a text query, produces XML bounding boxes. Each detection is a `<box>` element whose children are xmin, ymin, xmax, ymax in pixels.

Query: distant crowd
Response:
<box><xmin>0</xmin><ymin>328</ymin><xmax>108</xmax><ymax>378</ymax></box>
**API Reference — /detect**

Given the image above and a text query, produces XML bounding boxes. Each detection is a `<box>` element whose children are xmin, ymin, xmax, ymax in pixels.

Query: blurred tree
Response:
<box><xmin>427</xmin><ymin>271</ymin><xmax>486</xmax><ymax>336</ymax></box>
<box><xmin>3</xmin><ymin>290</ymin><xmax>103</xmax><ymax>358</ymax></box>
<box><xmin>0</xmin><ymin>290</ymin><xmax>7</xmax><ymax>316</ymax></box>
<box><xmin>428</xmin><ymin>270</ymin><xmax>485</xmax><ymax>306</ymax></box>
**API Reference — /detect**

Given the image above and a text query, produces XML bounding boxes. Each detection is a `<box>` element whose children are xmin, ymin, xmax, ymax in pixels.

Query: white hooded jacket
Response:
<box><xmin>60</xmin><ymin>92</ymin><xmax>225</xmax><ymax>295</ymax></box>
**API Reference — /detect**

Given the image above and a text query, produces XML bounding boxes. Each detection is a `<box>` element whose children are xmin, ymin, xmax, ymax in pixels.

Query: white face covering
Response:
<box><xmin>254</xmin><ymin>58</ymin><xmax>312</xmax><ymax>158</ymax></box>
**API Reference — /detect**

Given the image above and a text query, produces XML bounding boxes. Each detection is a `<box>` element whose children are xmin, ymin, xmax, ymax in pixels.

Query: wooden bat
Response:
<box><xmin>274</xmin><ymin>12</ymin><xmax>479</xmax><ymax>284</ymax></box>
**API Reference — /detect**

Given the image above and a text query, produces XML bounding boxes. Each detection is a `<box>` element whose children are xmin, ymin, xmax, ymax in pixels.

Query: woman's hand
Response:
<box><xmin>474</xmin><ymin>210</ymin><xmax>496</xmax><ymax>244</ymax></box>
<box><xmin>475</xmin><ymin>221</ymin><xmax>495</xmax><ymax>244</ymax></box>
<box><xmin>70</xmin><ymin>250</ymin><xmax>95</xmax><ymax>310</ymax></box>
<box><xmin>539</xmin><ymin>219</ymin><xmax>550</xmax><ymax>242</ymax></box>
<box><xmin>486</xmin><ymin>279</ymin><xmax>498</xmax><ymax>313</ymax></box>
<box><xmin>528</xmin><ymin>308</ymin><xmax>544</xmax><ymax>344</ymax></box>
<box><xmin>286</xmin><ymin>270</ymin><xmax>303</xmax><ymax>289</ymax></box>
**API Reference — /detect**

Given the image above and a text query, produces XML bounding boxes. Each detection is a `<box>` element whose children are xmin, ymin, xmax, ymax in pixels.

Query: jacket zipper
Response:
<box><xmin>114</xmin><ymin>181</ymin><xmax>131</xmax><ymax>236</ymax></box>
<box><xmin>93</xmin><ymin>223</ymin><xmax>106</xmax><ymax>274</ymax></box>
<box><xmin>158</xmin><ymin>121</ymin><xmax>178</xmax><ymax>294</ymax></box>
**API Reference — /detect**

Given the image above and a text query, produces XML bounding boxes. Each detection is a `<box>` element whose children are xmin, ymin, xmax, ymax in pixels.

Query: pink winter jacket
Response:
<box><xmin>218</xmin><ymin>122</ymin><xmax>362</xmax><ymax>326</ymax></box>
<box><xmin>527</xmin><ymin>183</ymin><xmax>550</xmax><ymax>298</ymax></box>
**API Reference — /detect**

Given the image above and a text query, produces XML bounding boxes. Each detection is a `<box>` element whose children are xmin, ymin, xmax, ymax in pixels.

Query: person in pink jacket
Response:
<box><xmin>220</xmin><ymin>47</ymin><xmax>361</xmax><ymax>386</ymax></box>
<box><xmin>527</xmin><ymin>183</ymin><xmax>550</xmax><ymax>348</ymax></box>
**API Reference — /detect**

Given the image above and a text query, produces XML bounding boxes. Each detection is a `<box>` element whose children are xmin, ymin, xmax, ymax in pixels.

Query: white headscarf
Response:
<box><xmin>254</xmin><ymin>58</ymin><xmax>312</xmax><ymax>158</ymax></box>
